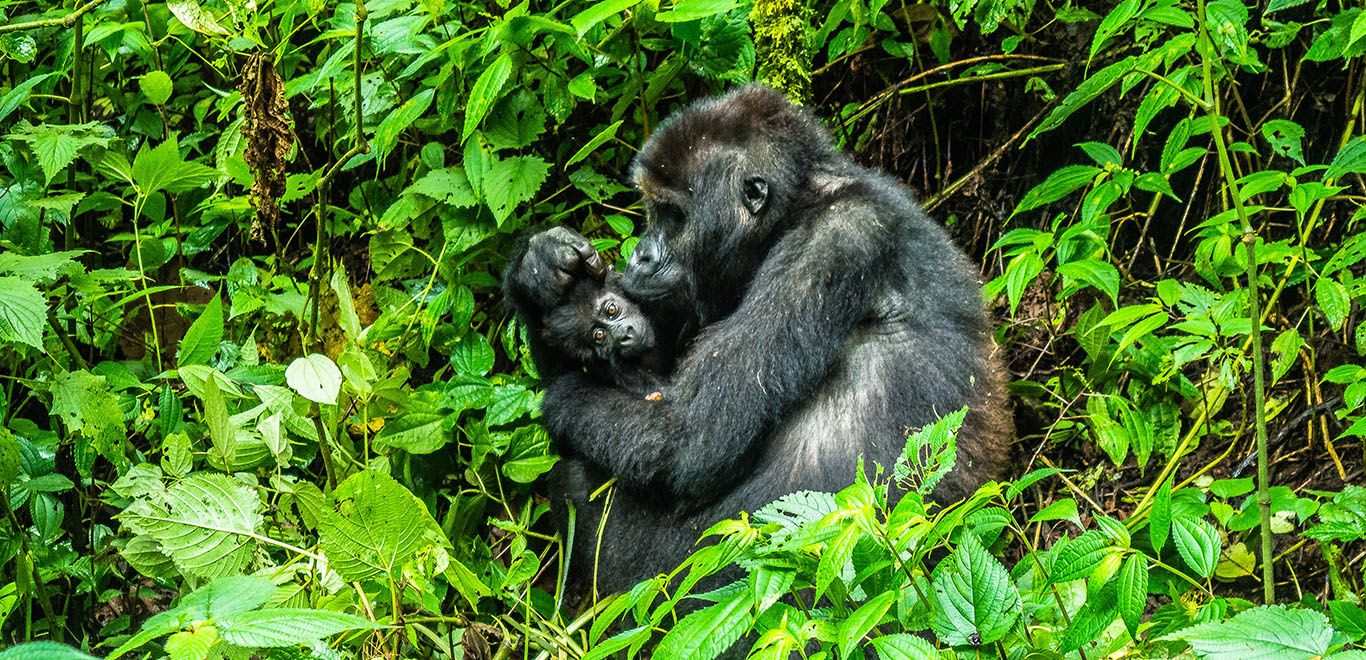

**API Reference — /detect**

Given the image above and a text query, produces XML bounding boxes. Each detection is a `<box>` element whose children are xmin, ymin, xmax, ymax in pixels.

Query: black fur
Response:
<box><xmin>541</xmin><ymin>269</ymin><xmax>668</xmax><ymax>396</ymax></box>
<box><xmin>503</xmin><ymin>85</ymin><xmax>1012</xmax><ymax>605</ymax></box>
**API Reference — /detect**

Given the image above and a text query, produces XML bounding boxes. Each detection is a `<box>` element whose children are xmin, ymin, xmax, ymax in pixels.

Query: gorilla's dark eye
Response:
<box><xmin>742</xmin><ymin>176</ymin><xmax>769</xmax><ymax>215</ymax></box>
<box><xmin>592</xmin><ymin>328</ymin><xmax>607</xmax><ymax>344</ymax></box>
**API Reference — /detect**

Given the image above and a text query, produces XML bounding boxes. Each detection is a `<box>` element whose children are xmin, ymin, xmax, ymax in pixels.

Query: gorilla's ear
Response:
<box><xmin>742</xmin><ymin>175</ymin><xmax>769</xmax><ymax>215</ymax></box>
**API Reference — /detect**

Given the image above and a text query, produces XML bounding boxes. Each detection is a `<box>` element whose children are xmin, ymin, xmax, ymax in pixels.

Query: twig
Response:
<box><xmin>0</xmin><ymin>0</ymin><xmax>107</xmax><ymax>35</ymax></box>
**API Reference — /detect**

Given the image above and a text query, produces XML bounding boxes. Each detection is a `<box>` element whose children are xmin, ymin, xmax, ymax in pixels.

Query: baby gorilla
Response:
<box><xmin>542</xmin><ymin>270</ymin><xmax>667</xmax><ymax>398</ymax></box>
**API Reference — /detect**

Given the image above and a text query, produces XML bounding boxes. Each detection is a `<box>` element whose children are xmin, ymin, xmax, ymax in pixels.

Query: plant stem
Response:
<box><xmin>0</xmin><ymin>0</ymin><xmax>107</xmax><ymax>35</ymax></box>
<box><xmin>1195</xmin><ymin>0</ymin><xmax>1275</xmax><ymax>604</ymax></box>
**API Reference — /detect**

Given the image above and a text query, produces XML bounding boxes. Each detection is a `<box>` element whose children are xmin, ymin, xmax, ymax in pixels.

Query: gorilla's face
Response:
<box><xmin>544</xmin><ymin>279</ymin><xmax>656</xmax><ymax>368</ymax></box>
<box><xmin>623</xmin><ymin>152</ymin><xmax>774</xmax><ymax>326</ymax></box>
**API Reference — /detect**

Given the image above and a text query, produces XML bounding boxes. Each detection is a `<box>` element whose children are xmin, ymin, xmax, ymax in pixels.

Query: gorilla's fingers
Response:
<box><xmin>575</xmin><ymin>240</ymin><xmax>607</xmax><ymax>281</ymax></box>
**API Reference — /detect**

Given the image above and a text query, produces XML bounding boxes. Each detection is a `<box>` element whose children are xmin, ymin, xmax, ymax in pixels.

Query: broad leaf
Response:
<box><xmin>178</xmin><ymin>294</ymin><xmax>223</xmax><ymax>366</ymax></box>
<box><xmin>286</xmin><ymin>353</ymin><xmax>342</xmax><ymax>405</ymax></box>
<box><xmin>1167</xmin><ymin>606</ymin><xmax>1332</xmax><ymax>659</ymax></box>
<box><xmin>0</xmin><ymin>276</ymin><xmax>46</xmax><ymax>349</ymax></box>
<box><xmin>318</xmin><ymin>470</ymin><xmax>449</xmax><ymax>581</ymax></box>
<box><xmin>930</xmin><ymin>534</ymin><xmax>1021</xmax><ymax>645</ymax></box>
<box><xmin>654</xmin><ymin>588</ymin><xmax>752</xmax><ymax>660</ymax></box>
<box><xmin>120</xmin><ymin>473</ymin><xmax>262</xmax><ymax>578</ymax></box>
<box><xmin>1172</xmin><ymin>515</ymin><xmax>1220</xmax><ymax>578</ymax></box>
<box><xmin>218</xmin><ymin>608</ymin><xmax>380</xmax><ymax>647</ymax></box>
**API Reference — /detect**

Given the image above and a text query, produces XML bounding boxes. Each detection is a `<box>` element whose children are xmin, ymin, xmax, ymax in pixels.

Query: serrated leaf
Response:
<box><xmin>218</xmin><ymin>609</ymin><xmax>380</xmax><ymax>647</ymax></box>
<box><xmin>119</xmin><ymin>473</ymin><xmax>262</xmax><ymax>578</ymax></box>
<box><xmin>896</xmin><ymin>406</ymin><xmax>965</xmax><ymax>495</ymax></box>
<box><xmin>286</xmin><ymin>353</ymin><xmax>342</xmax><ymax>405</ymax></box>
<box><xmin>0</xmin><ymin>276</ymin><xmax>46</xmax><ymax>349</ymax></box>
<box><xmin>1028</xmin><ymin>56</ymin><xmax>1138</xmax><ymax>141</ymax></box>
<box><xmin>132</xmin><ymin>137</ymin><xmax>220</xmax><ymax>195</ymax></box>
<box><xmin>463</xmin><ymin>54</ymin><xmax>513</xmax><ymax>143</ymax></box>
<box><xmin>930</xmin><ymin>534</ymin><xmax>1021</xmax><ymax>645</ymax></box>
<box><xmin>1151</xmin><ymin>476</ymin><xmax>1173</xmax><ymax>553</ymax></box>
<box><xmin>1058</xmin><ymin>258</ymin><xmax>1120</xmax><ymax>304</ymax></box>
<box><xmin>751</xmin><ymin>565</ymin><xmax>795</xmax><ymax>614</ymax></box>
<box><xmin>1050</xmin><ymin>530</ymin><xmax>1115</xmax><ymax>583</ymax></box>
<box><xmin>1090</xmin><ymin>0</ymin><xmax>1139</xmax><ymax>62</ymax></box>
<box><xmin>178</xmin><ymin>294</ymin><xmax>222</xmax><ymax>366</ymax></box>
<box><xmin>1328</xmin><ymin>136</ymin><xmax>1366</xmax><ymax>179</ymax></box>
<box><xmin>1012</xmin><ymin>165</ymin><xmax>1101</xmax><ymax>216</ymax></box>
<box><xmin>1117</xmin><ymin>553</ymin><xmax>1148</xmax><ymax>637</ymax></box>
<box><xmin>1171</xmin><ymin>515</ymin><xmax>1220</xmax><ymax>578</ymax></box>
<box><xmin>1166</xmin><ymin>605</ymin><xmax>1332</xmax><ymax>659</ymax></box>
<box><xmin>566</xmin><ymin>120</ymin><xmax>623</xmax><ymax>167</ymax></box>
<box><xmin>1030</xmin><ymin>498</ymin><xmax>1080</xmax><ymax>526</ymax></box>
<box><xmin>868</xmin><ymin>634</ymin><xmax>937</xmax><ymax>659</ymax></box>
<box><xmin>656</xmin><ymin>0</ymin><xmax>741</xmax><ymax>22</ymax></box>
<box><xmin>654</xmin><ymin>588</ymin><xmax>752</xmax><ymax>660</ymax></box>
<box><xmin>372</xmin><ymin>88</ymin><xmax>433</xmax><ymax>162</ymax></box>
<box><xmin>838</xmin><ymin>591</ymin><xmax>895</xmax><ymax>657</ymax></box>
<box><xmin>140</xmin><ymin>71</ymin><xmax>173</xmax><ymax>105</ymax></box>
<box><xmin>7</xmin><ymin>121</ymin><xmax>113</xmax><ymax>184</ymax></box>
<box><xmin>0</xmin><ymin>72</ymin><xmax>58</xmax><ymax>124</ymax></box>
<box><xmin>318</xmin><ymin>470</ymin><xmax>449</xmax><ymax>581</ymax></box>
<box><xmin>407</xmin><ymin>166</ymin><xmax>477</xmax><ymax>208</ymax></box>
<box><xmin>483</xmin><ymin>155</ymin><xmax>550</xmax><ymax>226</ymax></box>
<box><xmin>571</xmin><ymin>0</ymin><xmax>643</xmax><ymax>34</ymax></box>
<box><xmin>1059</xmin><ymin>580</ymin><xmax>1118</xmax><ymax>651</ymax></box>
<box><xmin>1316</xmin><ymin>276</ymin><xmax>1351</xmax><ymax>331</ymax></box>
<box><xmin>0</xmin><ymin>643</ymin><xmax>99</xmax><ymax>660</ymax></box>
<box><xmin>1261</xmin><ymin>119</ymin><xmax>1305</xmax><ymax>164</ymax></box>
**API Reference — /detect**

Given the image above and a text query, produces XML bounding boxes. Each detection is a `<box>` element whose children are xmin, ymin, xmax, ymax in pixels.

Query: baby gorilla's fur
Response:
<box><xmin>541</xmin><ymin>270</ymin><xmax>667</xmax><ymax>397</ymax></box>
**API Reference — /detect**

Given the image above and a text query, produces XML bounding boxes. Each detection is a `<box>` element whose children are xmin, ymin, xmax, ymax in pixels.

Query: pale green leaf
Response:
<box><xmin>0</xmin><ymin>643</ymin><xmax>99</xmax><ymax>660</ymax></box>
<box><xmin>462</xmin><ymin>54</ymin><xmax>513</xmax><ymax>143</ymax></box>
<box><xmin>1172</xmin><ymin>515</ymin><xmax>1220</xmax><ymax>578</ymax></box>
<box><xmin>0</xmin><ymin>276</ymin><xmax>46</xmax><ymax>349</ymax></box>
<box><xmin>1116</xmin><ymin>553</ymin><xmax>1148</xmax><ymax>637</ymax></box>
<box><xmin>372</xmin><ymin>88</ymin><xmax>434</xmax><ymax>162</ymax></box>
<box><xmin>838</xmin><ymin>591</ymin><xmax>896</xmax><ymax>657</ymax></box>
<box><xmin>571</xmin><ymin>0</ymin><xmax>643</xmax><ymax>34</ymax></box>
<box><xmin>868</xmin><ymin>634</ymin><xmax>937</xmax><ymax>659</ymax></box>
<box><xmin>286</xmin><ymin>353</ymin><xmax>342</xmax><ymax>405</ymax></box>
<box><xmin>318</xmin><ymin>470</ymin><xmax>449</xmax><ymax>581</ymax></box>
<box><xmin>1167</xmin><ymin>605</ymin><xmax>1332</xmax><ymax>659</ymax></box>
<box><xmin>654</xmin><ymin>588</ymin><xmax>752</xmax><ymax>660</ymax></box>
<box><xmin>930</xmin><ymin>534</ymin><xmax>1021</xmax><ymax>645</ymax></box>
<box><xmin>178</xmin><ymin>294</ymin><xmax>223</xmax><ymax>366</ymax></box>
<box><xmin>218</xmin><ymin>609</ymin><xmax>380</xmax><ymax>648</ymax></box>
<box><xmin>140</xmin><ymin>71</ymin><xmax>174</xmax><ymax>105</ymax></box>
<box><xmin>119</xmin><ymin>473</ymin><xmax>262</xmax><ymax>578</ymax></box>
<box><xmin>482</xmin><ymin>155</ymin><xmax>550</xmax><ymax>226</ymax></box>
<box><xmin>168</xmin><ymin>0</ymin><xmax>232</xmax><ymax>36</ymax></box>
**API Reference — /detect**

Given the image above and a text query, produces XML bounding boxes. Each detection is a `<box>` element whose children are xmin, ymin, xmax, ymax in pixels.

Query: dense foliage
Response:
<box><xmin>0</xmin><ymin>0</ymin><xmax>1363</xmax><ymax>658</ymax></box>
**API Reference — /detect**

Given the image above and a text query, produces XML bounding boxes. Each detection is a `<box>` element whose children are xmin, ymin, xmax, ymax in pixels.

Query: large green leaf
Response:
<box><xmin>132</xmin><ymin>137</ymin><xmax>220</xmax><ymax>196</ymax></box>
<box><xmin>868</xmin><ymin>634</ymin><xmax>937</xmax><ymax>659</ymax></box>
<box><xmin>1172</xmin><ymin>515</ymin><xmax>1220</xmax><ymax>578</ymax></box>
<box><xmin>218</xmin><ymin>609</ymin><xmax>380</xmax><ymax>647</ymax></box>
<box><xmin>1166</xmin><ymin>606</ymin><xmax>1333</xmax><ymax>659</ymax></box>
<box><xmin>462</xmin><ymin>54</ymin><xmax>513</xmax><ymax>143</ymax></box>
<box><xmin>654</xmin><ymin>588</ymin><xmax>752</xmax><ymax>660</ymax></box>
<box><xmin>286</xmin><ymin>353</ymin><xmax>342</xmax><ymax>405</ymax></box>
<box><xmin>318</xmin><ymin>470</ymin><xmax>449</xmax><ymax>581</ymax></box>
<box><xmin>372</xmin><ymin>88</ymin><xmax>434</xmax><ymax>162</ymax></box>
<box><xmin>0</xmin><ymin>276</ymin><xmax>46</xmax><ymax>349</ymax></box>
<box><xmin>930</xmin><ymin>533</ymin><xmax>1021</xmax><ymax>646</ymax></box>
<box><xmin>0</xmin><ymin>643</ymin><xmax>98</xmax><ymax>660</ymax></box>
<box><xmin>482</xmin><ymin>155</ymin><xmax>550</xmax><ymax>226</ymax></box>
<box><xmin>120</xmin><ymin>473</ymin><xmax>262</xmax><ymax>578</ymax></box>
<box><xmin>177</xmin><ymin>293</ymin><xmax>223</xmax><ymax>366</ymax></box>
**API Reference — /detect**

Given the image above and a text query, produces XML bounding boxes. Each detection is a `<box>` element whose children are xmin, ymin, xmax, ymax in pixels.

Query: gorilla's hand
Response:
<box><xmin>506</xmin><ymin>227</ymin><xmax>607</xmax><ymax>315</ymax></box>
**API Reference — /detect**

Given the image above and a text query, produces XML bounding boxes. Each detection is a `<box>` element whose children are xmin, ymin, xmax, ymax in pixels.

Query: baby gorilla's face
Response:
<box><xmin>545</xmin><ymin>283</ymin><xmax>656</xmax><ymax>367</ymax></box>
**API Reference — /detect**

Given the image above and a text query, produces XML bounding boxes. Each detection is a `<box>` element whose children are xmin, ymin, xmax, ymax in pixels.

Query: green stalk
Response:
<box><xmin>1194</xmin><ymin>0</ymin><xmax>1275</xmax><ymax>604</ymax></box>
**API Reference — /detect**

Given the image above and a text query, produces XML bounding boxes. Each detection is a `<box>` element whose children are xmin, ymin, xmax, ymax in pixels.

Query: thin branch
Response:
<box><xmin>0</xmin><ymin>0</ymin><xmax>108</xmax><ymax>35</ymax></box>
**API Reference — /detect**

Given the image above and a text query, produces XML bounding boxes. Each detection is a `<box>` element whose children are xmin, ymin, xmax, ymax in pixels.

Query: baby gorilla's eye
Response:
<box><xmin>606</xmin><ymin>302</ymin><xmax>619</xmax><ymax>318</ymax></box>
<box><xmin>592</xmin><ymin>328</ymin><xmax>607</xmax><ymax>344</ymax></box>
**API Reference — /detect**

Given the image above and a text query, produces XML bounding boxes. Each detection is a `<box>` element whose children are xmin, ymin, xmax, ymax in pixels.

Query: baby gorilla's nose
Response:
<box><xmin>617</xmin><ymin>325</ymin><xmax>637</xmax><ymax>347</ymax></box>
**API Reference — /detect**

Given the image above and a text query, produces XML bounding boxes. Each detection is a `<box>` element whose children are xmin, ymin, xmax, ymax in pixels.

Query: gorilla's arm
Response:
<box><xmin>542</xmin><ymin>206</ymin><xmax>892</xmax><ymax>501</ymax></box>
<box><xmin>502</xmin><ymin>227</ymin><xmax>607</xmax><ymax>379</ymax></box>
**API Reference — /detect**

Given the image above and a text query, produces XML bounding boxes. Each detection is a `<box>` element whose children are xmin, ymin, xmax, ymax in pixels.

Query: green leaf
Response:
<box><xmin>286</xmin><ymin>353</ymin><xmax>342</xmax><ymax>405</ymax></box>
<box><xmin>571</xmin><ymin>0</ymin><xmax>643</xmax><ymax>35</ymax></box>
<box><xmin>140</xmin><ymin>71</ymin><xmax>174</xmax><ymax>105</ymax></box>
<box><xmin>373</xmin><ymin>88</ymin><xmax>434</xmax><ymax>162</ymax></box>
<box><xmin>566</xmin><ymin>120</ymin><xmax>623</xmax><ymax>168</ymax></box>
<box><xmin>1171</xmin><ymin>515</ymin><xmax>1220</xmax><ymax>578</ymax></box>
<box><xmin>0</xmin><ymin>276</ymin><xmax>46</xmax><ymax>349</ymax></box>
<box><xmin>1167</xmin><ymin>605</ymin><xmax>1332</xmax><ymax>659</ymax></box>
<box><xmin>483</xmin><ymin>156</ymin><xmax>550</xmax><ymax>226</ymax></box>
<box><xmin>7</xmin><ymin>121</ymin><xmax>113</xmax><ymax>184</ymax></box>
<box><xmin>751</xmin><ymin>565</ymin><xmax>795</xmax><ymax>614</ymax></box>
<box><xmin>119</xmin><ymin>473</ymin><xmax>262</xmax><ymax>578</ymax></box>
<box><xmin>407</xmin><ymin>167</ymin><xmax>477</xmax><ymax>208</ymax></box>
<box><xmin>463</xmin><ymin>54</ymin><xmax>514</xmax><ymax>143</ymax></box>
<box><xmin>1264</xmin><ymin>0</ymin><xmax>1313</xmax><ymax>13</ymax></box>
<box><xmin>1057</xmin><ymin>258</ymin><xmax>1120</xmax><ymax>304</ymax></box>
<box><xmin>218</xmin><ymin>609</ymin><xmax>380</xmax><ymax>647</ymax></box>
<box><xmin>656</xmin><ymin>0</ymin><xmax>742</xmax><ymax>22</ymax></box>
<box><xmin>0</xmin><ymin>72</ymin><xmax>58</xmax><ymax>124</ymax></box>
<box><xmin>1059</xmin><ymin>580</ymin><xmax>1118</xmax><ymax>652</ymax></box>
<box><xmin>168</xmin><ymin>0</ymin><xmax>231</xmax><ymax>36</ymax></box>
<box><xmin>1329</xmin><ymin>600</ymin><xmax>1366</xmax><ymax>642</ymax></box>
<box><xmin>1012</xmin><ymin>165</ymin><xmax>1101</xmax><ymax>215</ymax></box>
<box><xmin>0</xmin><ymin>643</ymin><xmax>99</xmax><ymax>660</ymax></box>
<box><xmin>318</xmin><ymin>470</ymin><xmax>449</xmax><ymax>581</ymax></box>
<box><xmin>582</xmin><ymin>626</ymin><xmax>652</xmax><ymax>660</ymax></box>
<box><xmin>895</xmin><ymin>406</ymin><xmax>965</xmax><ymax>496</ymax></box>
<box><xmin>1050</xmin><ymin>530</ymin><xmax>1117</xmax><ymax>584</ymax></box>
<box><xmin>1261</xmin><ymin>119</ymin><xmax>1305</xmax><ymax>164</ymax></box>
<box><xmin>1029</xmin><ymin>56</ymin><xmax>1137</xmax><ymax>141</ymax></box>
<box><xmin>178</xmin><ymin>294</ymin><xmax>223</xmax><ymax>366</ymax></box>
<box><xmin>868</xmin><ymin>634</ymin><xmax>937</xmax><ymax>659</ymax></box>
<box><xmin>1089</xmin><ymin>0</ymin><xmax>1139</xmax><ymax>62</ymax></box>
<box><xmin>838</xmin><ymin>591</ymin><xmax>896</xmax><ymax>657</ymax></box>
<box><xmin>1002</xmin><ymin>252</ymin><xmax>1045</xmax><ymax>316</ymax></box>
<box><xmin>202</xmin><ymin>375</ymin><xmax>237</xmax><ymax>466</ymax></box>
<box><xmin>654</xmin><ymin>588</ymin><xmax>752</xmax><ymax>660</ymax></box>
<box><xmin>0</xmin><ymin>428</ymin><xmax>19</xmax><ymax>486</ymax></box>
<box><xmin>132</xmin><ymin>137</ymin><xmax>220</xmax><ymax>195</ymax></box>
<box><xmin>1116</xmin><ymin>553</ymin><xmax>1148</xmax><ymax>637</ymax></box>
<box><xmin>1316</xmin><ymin>276</ymin><xmax>1351</xmax><ymax>331</ymax></box>
<box><xmin>1328</xmin><ymin>136</ymin><xmax>1366</xmax><ymax>179</ymax></box>
<box><xmin>1151</xmin><ymin>476</ymin><xmax>1173</xmax><ymax>553</ymax></box>
<box><xmin>929</xmin><ymin>534</ymin><xmax>1021</xmax><ymax>646</ymax></box>
<box><xmin>1030</xmin><ymin>498</ymin><xmax>1080</xmax><ymax>526</ymax></box>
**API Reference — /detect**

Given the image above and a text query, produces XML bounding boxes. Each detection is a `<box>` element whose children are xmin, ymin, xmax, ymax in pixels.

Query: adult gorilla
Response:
<box><xmin>504</xmin><ymin>85</ymin><xmax>1011</xmax><ymax>599</ymax></box>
